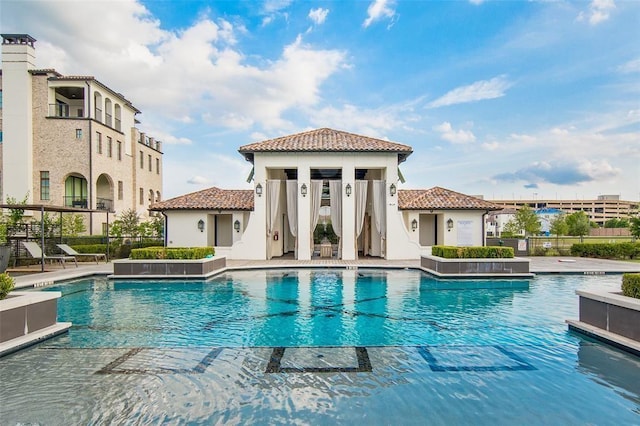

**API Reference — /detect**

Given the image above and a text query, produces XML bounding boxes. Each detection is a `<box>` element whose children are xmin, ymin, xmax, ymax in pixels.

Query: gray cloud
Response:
<box><xmin>493</xmin><ymin>160</ymin><xmax>620</xmax><ymax>186</ymax></box>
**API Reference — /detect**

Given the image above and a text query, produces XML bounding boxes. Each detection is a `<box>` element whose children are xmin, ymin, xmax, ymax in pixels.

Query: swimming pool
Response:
<box><xmin>0</xmin><ymin>269</ymin><xmax>638</xmax><ymax>424</ymax></box>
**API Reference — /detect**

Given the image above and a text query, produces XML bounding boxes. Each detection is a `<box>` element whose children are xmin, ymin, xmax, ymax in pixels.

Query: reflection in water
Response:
<box><xmin>577</xmin><ymin>340</ymin><xmax>640</xmax><ymax>405</ymax></box>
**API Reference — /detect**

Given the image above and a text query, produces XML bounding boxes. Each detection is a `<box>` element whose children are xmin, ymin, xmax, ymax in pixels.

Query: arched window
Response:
<box><xmin>94</xmin><ymin>92</ymin><xmax>102</xmax><ymax>122</ymax></box>
<box><xmin>114</xmin><ymin>104</ymin><xmax>121</xmax><ymax>131</ymax></box>
<box><xmin>149</xmin><ymin>189</ymin><xmax>154</xmax><ymax>203</ymax></box>
<box><xmin>65</xmin><ymin>175</ymin><xmax>88</xmax><ymax>208</ymax></box>
<box><xmin>105</xmin><ymin>98</ymin><xmax>112</xmax><ymax>127</ymax></box>
<box><xmin>156</xmin><ymin>191</ymin><xmax>161</xmax><ymax>202</ymax></box>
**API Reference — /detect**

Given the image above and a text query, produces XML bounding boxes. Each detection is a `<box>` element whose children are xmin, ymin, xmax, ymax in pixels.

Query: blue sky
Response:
<box><xmin>2</xmin><ymin>0</ymin><xmax>639</xmax><ymax>201</ymax></box>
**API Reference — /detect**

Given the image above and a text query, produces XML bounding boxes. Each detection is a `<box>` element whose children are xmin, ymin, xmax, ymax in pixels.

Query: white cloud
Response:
<box><xmin>618</xmin><ymin>58</ymin><xmax>640</xmax><ymax>74</ymax></box>
<box><xmin>482</xmin><ymin>141</ymin><xmax>499</xmax><ymax>151</ymax></box>
<box><xmin>308</xmin><ymin>8</ymin><xmax>329</xmax><ymax>25</ymax></box>
<box><xmin>433</xmin><ymin>122</ymin><xmax>476</xmax><ymax>144</ymax></box>
<box><xmin>428</xmin><ymin>76</ymin><xmax>512</xmax><ymax>108</ymax></box>
<box><xmin>187</xmin><ymin>176</ymin><xmax>210</xmax><ymax>185</ymax></box>
<box><xmin>262</xmin><ymin>0</ymin><xmax>292</xmax><ymax>14</ymax></box>
<box><xmin>2</xmin><ymin>1</ymin><xmax>347</xmax><ymax>134</ymax></box>
<box><xmin>363</xmin><ymin>0</ymin><xmax>396</xmax><ymax>28</ymax></box>
<box><xmin>577</xmin><ymin>0</ymin><xmax>616</xmax><ymax>25</ymax></box>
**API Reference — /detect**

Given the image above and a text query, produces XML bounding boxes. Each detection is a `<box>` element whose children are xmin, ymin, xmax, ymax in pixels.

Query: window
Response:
<box><xmin>65</xmin><ymin>175</ymin><xmax>88</xmax><ymax>208</ymax></box>
<box><xmin>40</xmin><ymin>171</ymin><xmax>50</xmax><ymax>200</ymax></box>
<box><xmin>118</xmin><ymin>181</ymin><xmax>123</xmax><ymax>200</ymax></box>
<box><xmin>117</xmin><ymin>141</ymin><xmax>122</xmax><ymax>161</ymax></box>
<box><xmin>140</xmin><ymin>151</ymin><xmax>144</xmax><ymax>168</ymax></box>
<box><xmin>107</xmin><ymin>136</ymin><xmax>112</xmax><ymax>157</ymax></box>
<box><xmin>139</xmin><ymin>187</ymin><xmax>144</xmax><ymax>205</ymax></box>
<box><xmin>156</xmin><ymin>158</ymin><xmax>160</xmax><ymax>174</ymax></box>
<box><xmin>75</xmin><ymin>129</ymin><xmax>82</xmax><ymax>139</ymax></box>
<box><xmin>96</xmin><ymin>132</ymin><xmax>102</xmax><ymax>154</ymax></box>
<box><xmin>148</xmin><ymin>154</ymin><xmax>152</xmax><ymax>171</ymax></box>
<box><xmin>149</xmin><ymin>189</ymin><xmax>154</xmax><ymax>202</ymax></box>
<box><xmin>0</xmin><ymin>131</ymin><xmax>3</xmax><ymax>143</ymax></box>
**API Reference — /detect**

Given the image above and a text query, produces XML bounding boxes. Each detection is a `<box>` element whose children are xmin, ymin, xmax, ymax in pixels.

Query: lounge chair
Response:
<box><xmin>22</xmin><ymin>241</ymin><xmax>78</xmax><ymax>268</ymax></box>
<box><xmin>57</xmin><ymin>244</ymin><xmax>107</xmax><ymax>264</ymax></box>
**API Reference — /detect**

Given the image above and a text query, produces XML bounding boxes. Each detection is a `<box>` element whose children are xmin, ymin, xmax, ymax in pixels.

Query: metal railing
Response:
<box><xmin>64</xmin><ymin>196</ymin><xmax>88</xmax><ymax>209</ymax></box>
<box><xmin>48</xmin><ymin>104</ymin><xmax>84</xmax><ymax>118</ymax></box>
<box><xmin>96</xmin><ymin>198</ymin><xmax>113</xmax><ymax>211</ymax></box>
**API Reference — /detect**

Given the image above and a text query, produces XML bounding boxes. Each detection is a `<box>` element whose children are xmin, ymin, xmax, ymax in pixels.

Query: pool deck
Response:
<box><xmin>7</xmin><ymin>256</ymin><xmax>640</xmax><ymax>289</ymax></box>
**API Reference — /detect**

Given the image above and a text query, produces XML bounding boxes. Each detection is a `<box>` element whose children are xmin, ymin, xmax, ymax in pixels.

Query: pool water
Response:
<box><xmin>1</xmin><ymin>269</ymin><xmax>639</xmax><ymax>424</ymax></box>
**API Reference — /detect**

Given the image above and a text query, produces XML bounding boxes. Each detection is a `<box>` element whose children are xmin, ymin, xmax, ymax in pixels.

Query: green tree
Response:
<box><xmin>550</xmin><ymin>214</ymin><xmax>568</xmax><ymax>236</ymax></box>
<box><xmin>565</xmin><ymin>211</ymin><xmax>590</xmax><ymax>238</ymax></box>
<box><xmin>111</xmin><ymin>209</ymin><xmax>140</xmax><ymax>238</ymax></box>
<box><xmin>604</xmin><ymin>218</ymin><xmax>629</xmax><ymax>228</ymax></box>
<box><xmin>508</xmin><ymin>205</ymin><xmax>541</xmax><ymax>236</ymax></box>
<box><xmin>62</xmin><ymin>214</ymin><xmax>87</xmax><ymax>237</ymax></box>
<box><xmin>630</xmin><ymin>216</ymin><xmax>640</xmax><ymax>240</ymax></box>
<box><xmin>550</xmin><ymin>214</ymin><xmax>569</xmax><ymax>249</ymax></box>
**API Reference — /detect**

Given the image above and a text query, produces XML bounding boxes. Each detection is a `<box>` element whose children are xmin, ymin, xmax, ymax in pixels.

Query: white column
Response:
<box><xmin>342</xmin><ymin>162</ymin><xmax>356</xmax><ymax>260</ymax></box>
<box><xmin>298</xmin><ymin>166</ymin><xmax>311</xmax><ymax>260</ymax></box>
<box><xmin>2</xmin><ymin>37</ymin><xmax>36</xmax><ymax>203</ymax></box>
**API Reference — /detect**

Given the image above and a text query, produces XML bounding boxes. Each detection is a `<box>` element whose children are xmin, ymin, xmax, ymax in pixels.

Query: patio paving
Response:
<box><xmin>7</xmin><ymin>256</ymin><xmax>640</xmax><ymax>289</ymax></box>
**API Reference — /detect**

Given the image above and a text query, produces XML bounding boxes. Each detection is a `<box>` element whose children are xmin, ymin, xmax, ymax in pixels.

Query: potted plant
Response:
<box><xmin>0</xmin><ymin>272</ymin><xmax>14</xmax><ymax>300</ymax></box>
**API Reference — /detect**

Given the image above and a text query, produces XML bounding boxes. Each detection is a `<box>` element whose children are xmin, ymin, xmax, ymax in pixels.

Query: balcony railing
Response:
<box><xmin>64</xmin><ymin>196</ymin><xmax>88</xmax><ymax>209</ymax></box>
<box><xmin>49</xmin><ymin>104</ymin><xmax>85</xmax><ymax>118</ymax></box>
<box><xmin>96</xmin><ymin>198</ymin><xmax>113</xmax><ymax>211</ymax></box>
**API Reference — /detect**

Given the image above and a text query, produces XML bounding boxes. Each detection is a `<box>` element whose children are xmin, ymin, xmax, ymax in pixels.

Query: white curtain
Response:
<box><xmin>286</xmin><ymin>180</ymin><xmax>298</xmax><ymax>257</ymax></box>
<box><xmin>286</xmin><ymin>180</ymin><xmax>298</xmax><ymax>238</ymax></box>
<box><xmin>354</xmin><ymin>181</ymin><xmax>368</xmax><ymax>258</ymax></box>
<box><xmin>266</xmin><ymin>180</ymin><xmax>280</xmax><ymax>259</ymax></box>
<box><xmin>329</xmin><ymin>180</ymin><xmax>342</xmax><ymax>258</ymax></box>
<box><xmin>310</xmin><ymin>180</ymin><xmax>323</xmax><ymax>253</ymax></box>
<box><xmin>372</xmin><ymin>180</ymin><xmax>386</xmax><ymax>238</ymax></box>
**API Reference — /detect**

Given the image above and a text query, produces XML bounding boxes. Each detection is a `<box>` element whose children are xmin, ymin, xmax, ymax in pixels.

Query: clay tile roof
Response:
<box><xmin>398</xmin><ymin>187</ymin><xmax>501</xmax><ymax>211</ymax></box>
<box><xmin>239</xmin><ymin>128</ymin><xmax>413</xmax><ymax>163</ymax></box>
<box><xmin>150</xmin><ymin>187</ymin><xmax>254</xmax><ymax>211</ymax></box>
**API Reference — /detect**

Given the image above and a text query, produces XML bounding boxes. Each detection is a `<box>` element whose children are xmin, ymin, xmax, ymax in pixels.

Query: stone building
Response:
<box><xmin>0</xmin><ymin>34</ymin><xmax>163</xmax><ymax>233</ymax></box>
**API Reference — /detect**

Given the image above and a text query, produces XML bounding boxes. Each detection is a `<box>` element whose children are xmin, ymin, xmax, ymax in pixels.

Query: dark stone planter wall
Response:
<box><xmin>578</xmin><ymin>294</ymin><xmax>640</xmax><ymax>342</ymax></box>
<box><xmin>112</xmin><ymin>256</ymin><xmax>226</xmax><ymax>278</ymax></box>
<box><xmin>421</xmin><ymin>255</ymin><xmax>530</xmax><ymax>276</ymax></box>
<box><xmin>0</xmin><ymin>295</ymin><xmax>60</xmax><ymax>343</ymax></box>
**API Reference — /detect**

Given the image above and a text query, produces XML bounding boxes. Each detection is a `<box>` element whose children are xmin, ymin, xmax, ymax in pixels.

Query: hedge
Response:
<box><xmin>622</xmin><ymin>273</ymin><xmax>640</xmax><ymax>299</ymax></box>
<box><xmin>130</xmin><ymin>247</ymin><xmax>215</xmax><ymax>260</ymax></box>
<box><xmin>431</xmin><ymin>245</ymin><xmax>514</xmax><ymax>259</ymax></box>
<box><xmin>570</xmin><ymin>242</ymin><xmax>640</xmax><ymax>259</ymax></box>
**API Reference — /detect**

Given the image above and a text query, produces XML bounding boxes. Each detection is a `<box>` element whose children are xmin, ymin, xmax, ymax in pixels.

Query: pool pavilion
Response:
<box><xmin>151</xmin><ymin>128</ymin><xmax>499</xmax><ymax>260</ymax></box>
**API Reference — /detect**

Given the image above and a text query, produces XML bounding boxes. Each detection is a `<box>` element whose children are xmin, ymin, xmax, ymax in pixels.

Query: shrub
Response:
<box><xmin>622</xmin><ymin>273</ymin><xmax>640</xmax><ymax>299</ymax></box>
<box><xmin>571</xmin><ymin>242</ymin><xmax>640</xmax><ymax>259</ymax></box>
<box><xmin>0</xmin><ymin>272</ymin><xmax>15</xmax><ymax>300</ymax></box>
<box><xmin>431</xmin><ymin>246</ymin><xmax>514</xmax><ymax>259</ymax></box>
<box><xmin>130</xmin><ymin>247</ymin><xmax>215</xmax><ymax>260</ymax></box>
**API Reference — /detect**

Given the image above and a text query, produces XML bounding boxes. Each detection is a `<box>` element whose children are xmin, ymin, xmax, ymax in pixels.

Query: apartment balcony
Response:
<box><xmin>49</xmin><ymin>104</ymin><xmax>85</xmax><ymax>118</ymax></box>
<box><xmin>64</xmin><ymin>196</ymin><xmax>88</xmax><ymax>209</ymax></box>
<box><xmin>96</xmin><ymin>198</ymin><xmax>113</xmax><ymax>211</ymax></box>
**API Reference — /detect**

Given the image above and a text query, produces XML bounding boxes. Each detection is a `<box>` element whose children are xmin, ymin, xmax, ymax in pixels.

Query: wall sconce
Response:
<box><xmin>345</xmin><ymin>183</ymin><xmax>352</xmax><ymax>197</ymax></box>
<box><xmin>197</xmin><ymin>219</ymin><xmax>205</xmax><ymax>233</ymax></box>
<box><xmin>301</xmin><ymin>183</ymin><xmax>307</xmax><ymax>197</ymax></box>
<box><xmin>411</xmin><ymin>219</ymin><xmax>418</xmax><ymax>232</ymax></box>
<box><xmin>390</xmin><ymin>183</ymin><xmax>397</xmax><ymax>197</ymax></box>
<box><xmin>255</xmin><ymin>183</ymin><xmax>263</xmax><ymax>197</ymax></box>
<box><xmin>447</xmin><ymin>218</ymin><xmax>454</xmax><ymax>232</ymax></box>
<box><xmin>234</xmin><ymin>220</ymin><xmax>241</xmax><ymax>233</ymax></box>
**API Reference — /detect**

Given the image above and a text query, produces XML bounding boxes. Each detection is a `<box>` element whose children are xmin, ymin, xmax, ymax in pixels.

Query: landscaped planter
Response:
<box><xmin>111</xmin><ymin>256</ymin><xmax>227</xmax><ymax>279</ymax></box>
<box><xmin>567</xmin><ymin>290</ymin><xmax>640</xmax><ymax>356</ymax></box>
<box><xmin>0</xmin><ymin>291</ymin><xmax>71</xmax><ymax>357</ymax></box>
<box><xmin>421</xmin><ymin>255</ymin><xmax>532</xmax><ymax>278</ymax></box>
